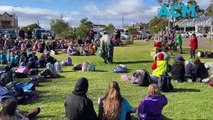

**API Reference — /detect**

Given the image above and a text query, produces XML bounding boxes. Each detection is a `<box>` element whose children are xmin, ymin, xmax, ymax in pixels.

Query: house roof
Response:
<box><xmin>0</xmin><ymin>12</ymin><xmax>13</xmax><ymax>17</ymax></box>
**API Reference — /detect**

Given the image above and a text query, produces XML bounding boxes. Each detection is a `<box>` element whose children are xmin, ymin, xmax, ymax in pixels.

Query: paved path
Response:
<box><xmin>182</xmin><ymin>37</ymin><xmax>213</xmax><ymax>49</ymax></box>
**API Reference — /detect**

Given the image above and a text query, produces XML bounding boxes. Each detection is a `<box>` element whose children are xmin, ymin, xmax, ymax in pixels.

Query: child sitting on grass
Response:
<box><xmin>138</xmin><ymin>83</ymin><xmax>168</xmax><ymax>120</ymax></box>
<box><xmin>0</xmin><ymin>99</ymin><xmax>40</xmax><ymax>120</ymax></box>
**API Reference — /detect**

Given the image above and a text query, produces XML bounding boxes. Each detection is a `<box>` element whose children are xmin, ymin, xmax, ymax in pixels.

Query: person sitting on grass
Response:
<box><xmin>193</xmin><ymin>57</ymin><xmax>209</xmax><ymax>82</ymax></box>
<box><xmin>0</xmin><ymin>99</ymin><xmax>40</xmax><ymax>120</ymax></box>
<box><xmin>45</xmin><ymin>52</ymin><xmax>57</xmax><ymax>65</ymax></box>
<box><xmin>185</xmin><ymin>59</ymin><xmax>196</xmax><ymax>82</ymax></box>
<box><xmin>98</xmin><ymin>81</ymin><xmax>134</xmax><ymax>120</ymax></box>
<box><xmin>151</xmin><ymin>53</ymin><xmax>169</xmax><ymax>82</ymax></box>
<box><xmin>138</xmin><ymin>83</ymin><xmax>168</xmax><ymax>120</ymax></box>
<box><xmin>64</xmin><ymin>77</ymin><xmax>97</xmax><ymax>120</ymax></box>
<box><xmin>35</xmin><ymin>53</ymin><xmax>46</xmax><ymax>68</ymax></box>
<box><xmin>171</xmin><ymin>56</ymin><xmax>185</xmax><ymax>82</ymax></box>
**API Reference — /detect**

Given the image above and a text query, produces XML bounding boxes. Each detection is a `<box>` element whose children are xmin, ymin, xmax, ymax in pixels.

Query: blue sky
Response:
<box><xmin>0</xmin><ymin>0</ymin><xmax>211</xmax><ymax>29</ymax></box>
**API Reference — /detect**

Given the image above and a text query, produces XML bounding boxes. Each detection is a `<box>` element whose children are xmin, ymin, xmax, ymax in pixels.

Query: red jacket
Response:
<box><xmin>154</xmin><ymin>41</ymin><xmax>162</xmax><ymax>48</ymax></box>
<box><xmin>190</xmin><ymin>37</ymin><xmax>198</xmax><ymax>50</ymax></box>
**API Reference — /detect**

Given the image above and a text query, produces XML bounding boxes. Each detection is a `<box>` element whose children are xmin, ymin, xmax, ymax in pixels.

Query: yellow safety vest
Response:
<box><xmin>152</xmin><ymin>60</ymin><xmax>167</xmax><ymax>78</ymax></box>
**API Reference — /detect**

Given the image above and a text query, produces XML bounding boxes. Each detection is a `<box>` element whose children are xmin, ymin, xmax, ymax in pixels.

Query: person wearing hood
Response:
<box><xmin>64</xmin><ymin>77</ymin><xmax>97</xmax><ymax>120</ymax></box>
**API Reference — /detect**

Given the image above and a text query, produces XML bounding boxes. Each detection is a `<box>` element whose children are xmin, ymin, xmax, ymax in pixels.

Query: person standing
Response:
<box><xmin>98</xmin><ymin>33</ymin><xmax>114</xmax><ymax>64</ymax></box>
<box><xmin>189</xmin><ymin>33</ymin><xmax>198</xmax><ymax>58</ymax></box>
<box><xmin>19</xmin><ymin>29</ymin><xmax>25</xmax><ymax>40</ymax></box>
<box><xmin>27</xmin><ymin>28</ymin><xmax>33</xmax><ymax>39</ymax></box>
<box><xmin>174</xmin><ymin>31</ymin><xmax>183</xmax><ymax>54</ymax></box>
<box><xmin>64</xmin><ymin>77</ymin><xmax>97</xmax><ymax>120</ymax></box>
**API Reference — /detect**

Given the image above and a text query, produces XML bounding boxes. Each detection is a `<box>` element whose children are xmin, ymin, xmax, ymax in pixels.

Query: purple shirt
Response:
<box><xmin>138</xmin><ymin>95</ymin><xmax>168</xmax><ymax>120</ymax></box>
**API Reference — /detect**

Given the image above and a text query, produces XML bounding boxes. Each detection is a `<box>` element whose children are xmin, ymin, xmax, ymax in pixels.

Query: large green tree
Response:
<box><xmin>104</xmin><ymin>23</ymin><xmax>115</xmax><ymax>34</ymax></box>
<box><xmin>187</xmin><ymin>0</ymin><xmax>205</xmax><ymax>15</ymax></box>
<box><xmin>205</xmin><ymin>2</ymin><xmax>213</xmax><ymax>16</ymax></box>
<box><xmin>147</xmin><ymin>17</ymin><xmax>168</xmax><ymax>33</ymax></box>
<box><xmin>128</xmin><ymin>27</ymin><xmax>137</xmax><ymax>35</ymax></box>
<box><xmin>149</xmin><ymin>16</ymin><xmax>161</xmax><ymax>27</ymax></box>
<box><xmin>50</xmin><ymin>19</ymin><xmax>72</xmax><ymax>39</ymax></box>
<box><xmin>74</xmin><ymin>18</ymin><xmax>93</xmax><ymax>39</ymax></box>
<box><xmin>22</xmin><ymin>23</ymin><xmax>40</xmax><ymax>31</ymax></box>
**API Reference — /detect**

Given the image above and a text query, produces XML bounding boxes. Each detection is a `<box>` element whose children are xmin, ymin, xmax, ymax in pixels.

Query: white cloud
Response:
<box><xmin>0</xmin><ymin>6</ymin><xmax>80</xmax><ymax>29</ymax></box>
<box><xmin>0</xmin><ymin>0</ymin><xmax>159</xmax><ymax>29</ymax></box>
<box><xmin>196</xmin><ymin>0</ymin><xmax>211</xmax><ymax>8</ymax></box>
<box><xmin>83</xmin><ymin>0</ymin><xmax>159</xmax><ymax>27</ymax></box>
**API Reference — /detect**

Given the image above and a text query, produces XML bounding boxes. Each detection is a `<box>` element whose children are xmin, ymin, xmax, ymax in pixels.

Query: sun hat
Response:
<box><xmin>174</xmin><ymin>56</ymin><xmax>185</xmax><ymax>62</ymax></box>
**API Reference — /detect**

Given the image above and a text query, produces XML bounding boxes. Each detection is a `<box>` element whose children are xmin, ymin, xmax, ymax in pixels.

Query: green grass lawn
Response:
<box><xmin>203</xmin><ymin>39</ymin><xmax>213</xmax><ymax>44</ymax></box>
<box><xmin>16</xmin><ymin>40</ymin><xmax>212</xmax><ymax>120</ymax></box>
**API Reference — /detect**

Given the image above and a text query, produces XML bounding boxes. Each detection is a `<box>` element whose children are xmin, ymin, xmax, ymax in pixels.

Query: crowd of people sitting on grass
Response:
<box><xmin>151</xmin><ymin>30</ymin><xmax>212</xmax><ymax>84</ymax></box>
<box><xmin>0</xmin><ymin>29</ymin><xmax>212</xmax><ymax>120</ymax></box>
<box><xmin>65</xmin><ymin>78</ymin><xmax>168</xmax><ymax>120</ymax></box>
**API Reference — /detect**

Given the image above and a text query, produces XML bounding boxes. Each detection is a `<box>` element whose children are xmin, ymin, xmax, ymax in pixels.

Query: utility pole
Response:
<box><xmin>98</xmin><ymin>9</ymin><xmax>100</xmax><ymax>31</ymax></box>
<box><xmin>37</xmin><ymin>20</ymin><xmax>40</xmax><ymax>26</ymax></box>
<box><xmin>122</xmin><ymin>15</ymin><xmax>124</xmax><ymax>29</ymax></box>
<box><xmin>60</xmin><ymin>13</ymin><xmax>63</xmax><ymax>20</ymax></box>
<box><xmin>210</xmin><ymin>3</ymin><xmax>213</xmax><ymax>42</ymax></box>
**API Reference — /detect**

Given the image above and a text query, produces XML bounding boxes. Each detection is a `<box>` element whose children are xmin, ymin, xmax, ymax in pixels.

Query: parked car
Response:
<box><xmin>181</xmin><ymin>32</ymin><xmax>189</xmax><ymax>38</ymax></box>
<box><xmin>41</xmin><ymin>30</ymin><xmax>54</xmax><ymax>39</ymax></box>
<box><xmin>120</xmin><ymin>32</ymin><xmax>130</xmax><ymax>40</ymax></box>
<box><xmin>195</xmin><ymin>32</ymin><xmax>204</xmax><ymax>37</ymax></box>
<box><xmin>0</xmin><ymin>29</ymin><xmax>4</xmax><ymax>37</ymax></box>
<box><xmin>3</xmin><ymin>29</ymin><xmax>17</xmax><ymax>39</ymax></box>
<box><xmin>34</xmin><ymin>29</ymin><xmax>43</xmax><ymax>39</ymax></box>
<box><xmin>138</xmin><ymin>30</ymin><xmax>152</xmax><ymax>39</ymax></box>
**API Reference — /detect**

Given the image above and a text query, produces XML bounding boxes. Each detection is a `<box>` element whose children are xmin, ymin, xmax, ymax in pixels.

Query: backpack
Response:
<box><xmin>135</xmin><ymin>70</ymin><xmax>151</xmax><ymax>86</ymax></box>
<box><xmin>73</xmin><ymin>64</ymin><xmax>82</xmax><ymax>71</ymax></box>
<box><xmin>64</xmin><ymin>57</ymin><xmax>72</xmax><ymax>66</ymax></box>
<box><xmin>24</xmin><ymin>90</ymin><xmax>38</xmax><ymax>101</ymax></box>
<box><xmin>54</xmin><ymin>62</ymin><xmax>62</xmax><ymax>73</ymax></box>
<box><xmin>0</xmin><ymin>70</ymin><xmax>13</xmax><ymax>86</ymax></box>
<box><xmin>13</xmin><ymin>82</ymin><xmax>35</xmax><ymax>92</ymax></box>
<box><xmin>87</xmin><ymin>63</ymin><xmax>95</xmax><ymax>72</ymax></box>
<box><xmin>0</xmin><ymin>86</ymin><xmax>16</xmax><ymax>104</ymax></box>
<box><xmin>31</xmin><ymin>75</ymin><xmax>45</xmax><ymax>83</ymax></box>
<box><xmin>13</xmin><ymin>72</ymin><xmax>28</xmax><ymax>78</ymax></box>
<box><xmin>15</xmin><ymin>66</ymin><xmax>29</xmax><ymax>74</ymax></box>
<box><xmin>82</xmin><ymin>61</ymin><xmax>89</xmax><ymax>71</ymax></box>
<box><xmin>5</xmin><ymin>82</ymin><xmax>25</xmax><ymax>104</ymax></box>
<box><xmin>113</xmin><ymin>64</ymin><xmax>127</xmax><ymax>73</ymax></box>
<box><xmin>158</xmin><ymin>72</ymin><xmax>173</xmax><ymax>92</ymax></box>
<box><xmin>40</xmin><ymin>68</ymin><xmax>54</xmax><ymax>78</ymax></box>
<box><xmin>121</xmin><ymin>74</ymin><xmax>131</xmax><ymax>81</ymax></box>
<box><xmin>28</xmin><ymin>68</ymin><xmax>38</xmax><ymax>76</ymax></box>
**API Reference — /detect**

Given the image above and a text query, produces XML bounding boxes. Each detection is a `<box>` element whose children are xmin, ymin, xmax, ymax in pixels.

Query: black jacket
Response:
<box><xmin>194</xmin><ymin>63</ymin><xmax>208</xmax><ymax>79</ymax></box>
<box><xmin>65</xmin><ymin>77</ymin><xmax>97</xmax><ymax>120</ymax></box>
<box><xmin>171</xmin><ymin>64</ymin><xmax>185</xmax><ymax>81</ymax></box>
